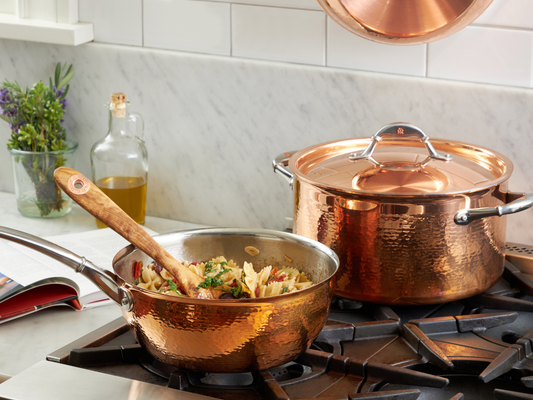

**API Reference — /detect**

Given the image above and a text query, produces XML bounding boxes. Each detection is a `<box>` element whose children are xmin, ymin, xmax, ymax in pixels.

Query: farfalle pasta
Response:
<box><xmin>132</xmin><ymin>256</ymin><xmax>313</xmax><ymax>298</ymax></box>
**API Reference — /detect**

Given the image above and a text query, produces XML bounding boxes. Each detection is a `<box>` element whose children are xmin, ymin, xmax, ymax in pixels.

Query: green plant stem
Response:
<box><xmin>19</xmin><ymin>153</ymin><xmax>67</xmax><ymax>216</ymax></box>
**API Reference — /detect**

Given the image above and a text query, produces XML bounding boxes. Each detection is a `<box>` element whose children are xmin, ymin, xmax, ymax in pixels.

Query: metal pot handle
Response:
<box><xmin>455</xmin><ymin>192</ymin><xmax>533</xmax><ymax>225</ymax></box>
<box><xmin>273</xmin><ymin>151</ymin><xmax>296</xmax><ymax>186</ymax></box>
<box><xmin>0</xmin><ymin>226</ymin><xmax>133</xmax><ymax>311</ymax></box>
<box><xmin>349</xmin><ymin>122</ymin><xmax>452</xmax><ymax>162</ymax></box>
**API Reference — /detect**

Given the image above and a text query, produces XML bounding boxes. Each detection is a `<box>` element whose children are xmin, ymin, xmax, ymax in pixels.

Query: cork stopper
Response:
<box><xmin>110</xmin><ymin>93</ymin><xmax>126</xmax><ymax>118</ymax></box>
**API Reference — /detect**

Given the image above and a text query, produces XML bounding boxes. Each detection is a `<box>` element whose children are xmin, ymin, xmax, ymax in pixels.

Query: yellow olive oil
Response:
<box><xmin>95</xmin><ymin>176</ymin><xmax>147</xmax><ymax>228</ymax></box>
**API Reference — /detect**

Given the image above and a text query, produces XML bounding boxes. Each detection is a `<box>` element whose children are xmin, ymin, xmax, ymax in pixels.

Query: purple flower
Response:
<box><xmin>3</xmin><ymin>105</ymin><xmax>17</xmax><ymax>118</ymax></box>
<box><xmin>53</xmin><ymin>87</ymin><xmax>67</xmax><ymax>110</ymax></box>
<box><xmin>9</xmin><ymin>122</ymin><xmax>22</xmax><ymax>132</ymax></box>
<box><xmin>0</xmin><ymin>88</ymin><xmax>11</xmax><ymax>104</ymax></box>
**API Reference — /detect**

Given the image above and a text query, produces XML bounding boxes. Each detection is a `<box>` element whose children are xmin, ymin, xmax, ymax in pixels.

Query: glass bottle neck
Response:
<box><xmin>108</xmin><ymin>103</ymin><xmax>129</xmax><ymax>137</ymax></box>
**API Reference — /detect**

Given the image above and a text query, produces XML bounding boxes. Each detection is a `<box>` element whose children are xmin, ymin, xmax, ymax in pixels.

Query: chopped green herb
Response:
<box><xmin>231</xmin><ymin>284</ymin><xmax>244</xmax><ymax>298</ymax></box>
<box><xmin>167</xmin><ymin>279</ymin><xmax>184</xmax><ymax>296</ymax></box>
<box><xmin>221</xmin><ymin>283</ymin><xmax>244</xmax><ymax>298</ymax></box>
<box><xmin>204</xmin><ymin>262</ymin><xmax>215</xmax><ymax>273</ymax></box>
<box><xmin>168</xmin><ymin>280</ymin><xmax>178</xmax><ymax>290</ymax></box>
<box><xmin>197</xmin><ymin>276</ymin><xmax>224</xmax><ymax>289</ymax></box>
<box><xmin>282</xmin><ymin>286</ymin><xmax>289</xmax><ymax>294</ymax></box>
<box><xmin>216</xmin><ymin>267</ymin><xmax>231</xmax><ymax>277</ymax></box>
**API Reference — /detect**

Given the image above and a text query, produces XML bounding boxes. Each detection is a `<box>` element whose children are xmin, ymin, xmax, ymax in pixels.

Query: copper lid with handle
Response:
<box><xmin>316</xmin><ymin>0</ymin><xmax>493</xmax><ymax>45</ymax></box>
<box><xmin>290</xmin><ymin>122</ymin><xmax>513</xmax><ymax>196</ymax></box>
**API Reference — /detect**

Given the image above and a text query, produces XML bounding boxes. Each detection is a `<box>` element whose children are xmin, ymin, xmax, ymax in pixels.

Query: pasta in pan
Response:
<box><xmin>132</xmin><ymin>256</ymin><xmax>313</xmax><ymax>298</ymax></box>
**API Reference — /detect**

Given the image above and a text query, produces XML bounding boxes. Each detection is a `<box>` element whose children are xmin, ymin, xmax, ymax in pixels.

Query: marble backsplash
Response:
<box><xmin>1</xmin><ymin>38</ymin><xmax>533</xmax><ymax>244</ymax></box>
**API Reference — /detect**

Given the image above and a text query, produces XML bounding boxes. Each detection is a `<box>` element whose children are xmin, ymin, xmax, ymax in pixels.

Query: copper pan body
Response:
<box><xmin>316</xmin><ymin>0</ymin><xmax>493</xmax><ymax>45</ymax></box>
<box><xmin>0</xmin><ymin>227</ymin><xmax>338</xmax><ymax>373</ymax></box>
<box><xmin>275</xmin><ymin>131</ymin><xmax>533</xmax><ymax>305</ymax></box>
<box><xmin>112</xmin><ymin>228</ymin><xmax>339</xmax><ymax>372</ymax></box>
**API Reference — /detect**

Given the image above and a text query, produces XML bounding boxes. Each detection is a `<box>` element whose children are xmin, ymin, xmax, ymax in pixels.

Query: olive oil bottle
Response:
<box><xmin>90</xmin><ymin>93</ymin><xmax>148</xmax><ymax>228</ymax></box>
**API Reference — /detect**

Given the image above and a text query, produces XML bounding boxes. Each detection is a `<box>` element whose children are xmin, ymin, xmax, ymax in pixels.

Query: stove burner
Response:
<box><xmin>141</xmin><ymin>357</ymin><xmax>256</xmax><ymax>388</ymax></box>
<box><xmin>382</xmin><ymin>375</ymin><xmax>529</xmax><ymax>400</ymax></box>
<box><xmin>49</xmin><ymin>244</ymin><xmax>533</xmax><ymax>400</ymax></box>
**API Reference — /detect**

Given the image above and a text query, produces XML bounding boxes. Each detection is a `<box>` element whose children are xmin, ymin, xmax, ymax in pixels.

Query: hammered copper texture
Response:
<box><xmin>112</xmin><ymin>229</ymin><xmax>338</xmax><ymax>372</ymax></box>
<box><xmin>120</xmin><ymin>284</ymin><xmax>332</xmax><ymax>372</ymax></box>
<box><xmin>293</xmin><ymin>180</ymin><xmax>508</xmax><ymax>305</ymax></box>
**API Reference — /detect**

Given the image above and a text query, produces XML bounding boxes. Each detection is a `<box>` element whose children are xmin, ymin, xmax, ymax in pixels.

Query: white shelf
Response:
<box><xmin>0</xmin><ymin>13</ymin><xmax>93</xmax><ymax>46</ymax></box>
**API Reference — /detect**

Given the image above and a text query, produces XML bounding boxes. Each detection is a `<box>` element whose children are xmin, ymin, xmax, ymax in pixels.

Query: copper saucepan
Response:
<box><xmin>273</xmin><ymin>122</ymin><xmax>533</xmax><ymax>305</ymax></box>
<box><xmin>0</xmin><ymin>226</ymin><xmax>339</xmax><ymax>372</ymax></box>
<box><xmin>316</xmin><ymin>0</ymin><xmax>493</xmax><ymax>45</ymax></box>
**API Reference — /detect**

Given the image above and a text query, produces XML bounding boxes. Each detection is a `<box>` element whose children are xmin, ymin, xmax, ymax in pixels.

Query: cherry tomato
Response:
<box><xmin>133</xmin><ymin>261</ymin><xmax>143</xmax><ymax>279</ymax></box>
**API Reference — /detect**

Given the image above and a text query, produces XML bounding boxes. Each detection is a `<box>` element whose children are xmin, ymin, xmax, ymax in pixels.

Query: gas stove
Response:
<box><xmin>3</xmin><ymin>243</ymin><xmax>533</xmax><ymax>400</ymax></box>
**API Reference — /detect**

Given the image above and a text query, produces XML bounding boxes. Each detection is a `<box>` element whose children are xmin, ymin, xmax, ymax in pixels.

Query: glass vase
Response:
<box><xmin>8</xmin><ymin>140</ymin><xmax>78</xmax><ymax>218</ymax></box>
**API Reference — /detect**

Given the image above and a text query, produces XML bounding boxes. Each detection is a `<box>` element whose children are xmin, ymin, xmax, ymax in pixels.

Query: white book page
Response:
<box><xmin>0</xmin><ymin>227</ymin><xmax>157</xmax><ymax>300</ymax></box>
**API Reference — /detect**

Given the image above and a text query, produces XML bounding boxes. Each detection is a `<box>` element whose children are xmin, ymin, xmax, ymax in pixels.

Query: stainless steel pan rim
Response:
<box><xmin>116</xmin><ymin>227</ymin><xmax>340</xmax><ymax>304</ymax></box>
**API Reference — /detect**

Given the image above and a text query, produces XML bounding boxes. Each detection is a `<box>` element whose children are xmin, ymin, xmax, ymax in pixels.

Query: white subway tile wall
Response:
<box><xmin>79</xmin><ymin>0</ymin><xmax>142</xmax><ymax>46</ymax></box>
<box><xmin>76</xmin><ymin>0</ymin><xmax>533</xmax><ymax>89</ymax></box>
<box><xmin>232</xmin><ymin>5</ymin><xmax>325</xmax><ymax>65</ymax></box>
<box><xmin>327</xmin><ymin>21</ymin><xmax>427</xmax><ymax>77</ymax></box>
<box><xmin>428</xmin><ymin>26</ymin><xmax>533</xmax><ymax>88</ymax></box>
<box><xmin>144</xmin><ymin>0</ymin><xmax>230</xmax><ymax>56</ymax></box>
<box><xmin>194</xmin><ymin>0</ymin><xmax>321</xmax><ymax>10</ymax></box>
<box><xmin>474</xmin><ymin>0</ymin><xmax>533</xmax><ymax>29</ymax></box>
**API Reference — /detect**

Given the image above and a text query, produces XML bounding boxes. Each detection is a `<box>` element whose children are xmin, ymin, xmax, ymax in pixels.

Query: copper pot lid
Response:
<box><xmin>290</xmin><ymin>123</ymin><xmax>513</xmax><ymax>196</ymax></box>
<box><xmin>316</xmin><ymin>0</ymin><xmax>493</xmax><ymax>45</ymax></box>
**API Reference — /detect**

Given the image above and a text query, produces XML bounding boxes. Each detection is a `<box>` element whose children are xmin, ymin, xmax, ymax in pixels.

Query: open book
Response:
<box><xmin>0</xmin><ymin>227</ymin><xmax>157</xmax><ymax>324</ymax></box>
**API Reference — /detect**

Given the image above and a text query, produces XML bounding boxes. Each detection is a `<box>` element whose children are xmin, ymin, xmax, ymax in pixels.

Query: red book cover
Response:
<box><xmin>0</xmin><ymin>281</ymin><xmax>80</xmax><ymax>322</ymax></box>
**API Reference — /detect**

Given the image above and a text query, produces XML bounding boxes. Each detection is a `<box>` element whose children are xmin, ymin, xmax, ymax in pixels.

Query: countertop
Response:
<box><xmin>0</xmin><ymin>191</ymin><xmax>205</xmax><ymax>380</ymax></box>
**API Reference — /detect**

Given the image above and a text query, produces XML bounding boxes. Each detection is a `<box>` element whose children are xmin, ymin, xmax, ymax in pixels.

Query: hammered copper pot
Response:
<box><xmin>274</xmin><ymin>122</ymin><xmax>533</xmax><ymax>305</ymax></box>
<box><xmin>0</xmin><ymin>227</ymin><xmax>339</xmax><ymax>372</ymax></box>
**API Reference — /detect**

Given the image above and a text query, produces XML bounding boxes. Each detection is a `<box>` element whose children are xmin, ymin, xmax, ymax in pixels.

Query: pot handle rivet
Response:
<box><xmin>119</xmin><ymin>287</ymin><xmax>134</xmax><ymax>312</ymax></box>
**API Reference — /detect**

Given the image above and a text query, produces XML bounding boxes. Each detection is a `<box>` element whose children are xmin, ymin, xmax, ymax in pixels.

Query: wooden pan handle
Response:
<box><xmin>54</xmin><ymin>167</ymin><xmax>217</xmax><ymax>299</ymax></box>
